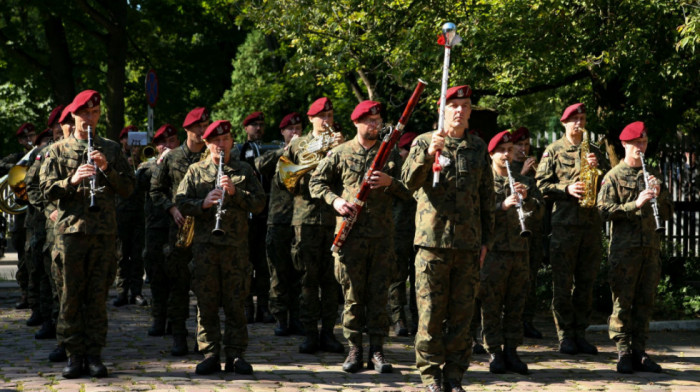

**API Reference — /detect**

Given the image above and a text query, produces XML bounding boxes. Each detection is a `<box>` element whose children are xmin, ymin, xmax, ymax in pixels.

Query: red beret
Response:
<box><xmin>59</xmin><ymin>105</ymin><xmax>73</xmax><ymax>124</ymax></box>
<box><xmin>16</xmin><ymin>123</ymin><xmax>35</xmax><ymax>137</ymax></box>
<box><xmin>307</xmin><ymin>97</ymin><xmax>333</xmax><ymax>116</ymax></box>
<box><xmin>279</xmin><ymin>112</ymin><xmax>303</xmax><ymax>129</ymax></box>
<box><xmin>399</xmin><ymin>132</ymin><xmax>418</xmax><ymax>150</ymax></box>
<box><xmin>488</xmin><ymin>130</ymin><xmax>513</xmax><ymax>153</ymax></box>
<box><xmin>202</xmin><ymin>120</ymin><xmax>232</xmax><ymax>140</ymax></box>
<box><xmin>619</xmin><ymin>121</ymin><xmax>647</xmax><ymax>141</ymax></box>
<box><xmin>35</xmin><ymin>128</ymin><xmax>52</xmax><ymax>144</ymax></box>
<box><xmin>47</xmin><ymin>105</ymin><xmax>65</xmax><ymax>127</ymax></box>
<box><xmin>510</xmin><ymin>127</ymin><xmax>530</xmax><ymax>142</ymax></box>
<box><xmin>71</xmin><ymin>90</ymin><xmax>101</xmax><ymax>112</ymax></box>
<box><xmin>182</xmin><ymin>107</ymin><xmax>209</xmax><ymax>129</ymax></box>
<box><xmin>243</xmin><ymin>111</ymin><xmax>265</xmax><ymax>126</ymax></box>
<box><xmin>153</xmin><ymin>124</ymin><xmax>178</xmax><ymax>143</ymax></box>
<box><xmin>560</xmin><ymin>103</ymin><xmax>585</xmax><ymax>122</ymax></box>
<box><xmin>351</xmin><ymin>100</ymin><xmax>382</xmax><ymax>121</ymax></box>
<box><xmin>119</xmin><ymin>125</ymin><xmax>138</xmax><ymax>139</ymax></box>
<box><xmin>437</xmin><ymin>85</ymin><xmax>472</xmax><ymax>107</ymax></box>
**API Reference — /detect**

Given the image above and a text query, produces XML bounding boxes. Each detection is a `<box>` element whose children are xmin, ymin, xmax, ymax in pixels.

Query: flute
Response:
<box><xmin>639</xmin><ymin>152</ymin><xmax>664</xmax><ymax>233</ymax></box>
<box><xmin>211</xmin><ymin>150</ymin><xmax>226</xmax><ymax>236</ymax></box>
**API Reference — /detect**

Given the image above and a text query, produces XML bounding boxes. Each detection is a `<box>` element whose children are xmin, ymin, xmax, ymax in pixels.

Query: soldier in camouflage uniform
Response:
<box><xmin>176</xmin><ymin>120</ymin><xmax>265</xmax><ymax>375</ymax></box>
<box><xmin>140</xmin><ymin>124</ymin><xmax>180</xmax><ymax>336</ymax></box>
<box><xmin>150</xmin><ymin>107</ymin><xmax>210</xmax><ymax>356</ymax></box>
<box><xmin>597</xmin><ymin>121</ymin><xmax>673</xmax><ymax>374</ymax></box>
<box><xmin>535</xmin><ymin>103</ymin><xmax>610</xmax><ymax>355</ymax></box>
<box><xmin>510</xmin><ymin>126</ymin><xmax>545</xmax><ymax>339</ymax></box>
<box><xmin>480</xmin><ymin>130</ymin><xmax>543</xmax><ymax>375</ymax></box>
<box><xmin>257</xmin><ymin>112</ymin><xmax>304</xmax><ymax>336</ymax></box>
<box><xmin>402</xmin><ymin>85</ymin><xmax>495</xmax><ymax>392</ymax></box>
<box><xmin>41</xmin><ymin>90</ymin><xmax>134</xmax><ymax>378</ymax></box>
<box><xmin>310</xmin><ymin>101</ymin><xmax>410</xmax><ymax>373</ymax></box>
<box><xmin>281</xmin><ymin>97</ymin><xmax>345</xmax><ymax>355</ymax></box>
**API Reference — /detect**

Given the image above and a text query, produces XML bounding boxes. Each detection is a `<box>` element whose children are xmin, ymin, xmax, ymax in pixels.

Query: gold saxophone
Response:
<box><xmin>278</xmin><ymin>123</ymin><xmax>342</xmax><ymax>192</ymax></box>
<box><xmin>578</xmin><ymin>128</ymin><xmax>604</xmax><ymax>208</ymax></box>
<box><xmin>175</xmin><ymin>148</ymin><xmax>211</xmax><ymax>248</ymax></box>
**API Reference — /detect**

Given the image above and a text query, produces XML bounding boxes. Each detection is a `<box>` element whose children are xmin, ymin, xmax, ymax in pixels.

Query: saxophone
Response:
<box><xmin>578</xmin><ymin>128</ymin><xmax>604</xmax><ymax>208</ymax></box>
<box><xmin>175</xmin><ymin>148</ymin><xmax>211</xmax><ymax>248</ymax></box>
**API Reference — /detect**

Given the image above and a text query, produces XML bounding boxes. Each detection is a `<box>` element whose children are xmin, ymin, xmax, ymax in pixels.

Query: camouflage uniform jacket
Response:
<box><xmin>256</xmin><ymin>148</ymin><xmax>293</xmax><ymax>225</ymax></box>
<box><xmin>309</xmin><ymin>137</ymin><xmax>411</xmax><ymax>238</ymax></box>
<box><xmin>281</xmin><ymin>133</ymin><xmax>335</xmax><ymax>227</ymax></box>
<box><xmin>597</xmin><ymin>161</ymin><xmax>673</xmax><ymax>252</ymax></box>
<box><xmin>491</xmin><ymin>170</ymin><xmax>543</xmax><ymax>252</ymax></box>
<box><xmin>41</xmin><ymin>134</ymin><xmax>134</xmax><ymax>235</ymax></box>
<box><xmin>150</xmin><ymin>144</ymin><xmax>204</xmax><ymax>215</ymax></box>
<box><xmin>175</xmin><ymin>158</ymin><xmax>265</xmax><ymax>247</ymax></box>
<box><xmin>138</xmin><ymin>159</ymin><xmax>169</xmax><ymax>229</ymax></box>
<box><xmin>0</xmin><ymin>151</ymin><xmax>24</xmax><ymax>175</ymax></box>
<box><xmin>401</xmin><ymin>132</ymin><xmax>495</xmax><ymax>251</ymax></box>
<box><xmin>25</xmin><ymin>144</ymin><xmax>50</xmax><ymax>233</ymax></box>
<box><xmin>535</xmin><ymin>136</ymin><xmax>609</xmax><ymax>227</ymax></box>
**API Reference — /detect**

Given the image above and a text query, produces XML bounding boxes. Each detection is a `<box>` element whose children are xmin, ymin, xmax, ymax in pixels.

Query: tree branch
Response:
<box><xmin>75</xmin><ymin>0</ymin><xmax>115</xmax><ymax>34</ymax></box>
<box><xmin>475</xmin><ymin>69</ymin><xmax>591</xmax><ymax>98</ymax></box>
<box><xmin>0</xmin><ymin>29</ymin><xmax>45</xmax><ymax>71</ymax></box>
<box><xmin>356</xmin><ymin>69</ymin><xmax>375</xmax><ymax>101</ymax></box>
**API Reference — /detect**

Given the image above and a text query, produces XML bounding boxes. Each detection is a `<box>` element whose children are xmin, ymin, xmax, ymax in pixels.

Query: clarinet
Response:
<box><xmin>86</xmin><ymin>126</ymin><xmax>100</xmax><ymax>212</ymax></box>
<box><xmin>504</xmin><ymin>160</ymin><xmax>531</xmax><ymax>238</ymax></box>
<box><xmin>211</xmin><ymin>150</ymin><xmax>226</xmax><ymax>236</ymax></box>
<box><xmin>639</xmin><ymin>152</ymin><xmax>665</xmax><ymax>233</ymax></box>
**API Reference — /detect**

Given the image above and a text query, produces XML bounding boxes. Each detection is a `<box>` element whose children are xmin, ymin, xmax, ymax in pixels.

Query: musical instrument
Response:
<box><xmin>212</xmin><ymin>150</ymin><xmax>226</xmax><ymax>236</ymax></box>
<box><xmin>504</xmin><ymin>160</ymin><xmax>531</xmax><ymax>238</ymax></box>
<box><xmin>433</xmin><ymin>22</ymin><xmax>461</xmax><ymax>187</ymax></box>
<box><xmin>86</xmin><ymin>126</ymin><xmax>102</xmax><ymax>212</ymax></box>
<box><xmin>0</xmin><ymin>145</ymin><xmax>40</xmax><ymax>214</ymax></box>
<box><xmin>578</xmin><ymin>128</ymin><xmax>603</xmax><ymax>208</ymax></box>
<box><xmin>175</xmin><ymin>148</ymin><xmax>210</xmax><ymax>248</ymax></box>
<box><xmin>278</xmin><ymin>122</ymin><xmax>343</xmax><ymax>192</ymax></box>
<box><xmin>141</xmin><ymin>144</ymin><xmax>157</xmax><ymax>162</ymax></box>
<box><xmin>639</xmin><ymin>152</ymin><xmax>665</xmax><ymax>233</ymax></box>
<box><xmin>331</xmin><ymin>80</ymin><xmax>427</xmax><ymax>252</ymax></box>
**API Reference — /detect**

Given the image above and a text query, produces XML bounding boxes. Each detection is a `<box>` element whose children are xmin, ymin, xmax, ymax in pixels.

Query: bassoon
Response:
<box><xmin>330</xmin><ymin>79</ymin><xmax>427</xmax><ymax>253</ymax></box>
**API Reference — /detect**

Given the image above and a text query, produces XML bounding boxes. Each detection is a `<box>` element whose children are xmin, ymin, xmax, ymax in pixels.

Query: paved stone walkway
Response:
<box><xmin>0</xmin><ymin>285</ymin><xmax>698</xmax><ymax>392</ymax></box>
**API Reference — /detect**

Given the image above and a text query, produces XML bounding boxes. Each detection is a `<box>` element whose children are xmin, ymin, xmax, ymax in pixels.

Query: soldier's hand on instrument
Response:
<box><xmin>513</xmin><ymin>182</ymin><xmax>528</xmax><ymax>199</ymax></box>
<box><xmin>333</xmin><ymin>197</ymin><xmax>357</xmax><ymax>217</ymax></box>
<box><xmin>502</xmin><ymin>194</ymin><xmax>520</xmax><ymax>210</ymax></box>
<box><xmin>49</xmin><ymin>210</ymin><xmax>58</xmax><ymax>222</ymax></box>
<box><xmin>90</xmin><ymin>150</ymin><xmax>108</xmax><ymax>171</ymax></box>
<box><xmin>220</xmin><ymin>175</ymin><xmax>236</xmax><ymax>196</ymax></box>
<box><xmin>566</xmin><ymin>181</ymin><xmax>585</xmax><ymax>199</ymax></box>
<box><xmin>70</xmin><ymin>163</ymin><xmax>96</xmax><ymax>185</ymax></box>
<box><xmin>368</xmin><ymin>170</ymin><xmax>392</xmax><ymax>189</ymax></box>
<box><xmin>169</xmin><ymin>206</ymin><xmax>185</xmax><ymax>227</ymax></box>
<box><xmin>332</xmin><ymin>132</ymin><xmax>345</xmax><ymax>145</ymax></box>
<box><xmin>428</xmin><ymin>131</ymin><xmax>445</xmax><ymax>156</ymax></box>
<box><xmin>204</xmin><ymin>188</ymin><xmax>224</xmax><ymax>209</ymax></box>
<box><xmin>522</xmin><ymin>157</ymin><xmax>537</xmax><ymax>175</ymax></box>
<box><xmin>635</xmin><ymin>189</ymin><xmax>657</xmax><ymax>208</ymax></box>
<box><xmin>586</xmin><ymin>152</ymin><xmax>598</xmax><ymax>167</ymax></box>
<box><xmin>647</xmin><ymin>175</ymin><xmax>661</xmax><ymax>195</ymax></box>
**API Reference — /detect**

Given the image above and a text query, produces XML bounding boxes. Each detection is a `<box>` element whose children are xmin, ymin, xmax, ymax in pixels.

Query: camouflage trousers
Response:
<box><xmin>479</xmin><ymin>251</ymin><xmax>529</xmax><ymax>352</ymax></box>
<box><xmin>389</xmin><ymin>236</ymin><xmax>417</xmax><ymax>325</ymax></box>
<box><xmin>191</xmin><ymin>244</ymin><xmax>252</xmax><ymax>358</ymax></box>
<box><xmin>415</xmin><ymin>247</ymin><xmax>480</xmax><ymax>386</ymax></box>
<box><xmin>550</xmin><ymin>225</ymin><xmax>602</xmax><ymax>341</ymax></box>
<box><xmin>163</xmin><ymin>225</ymin><xmax>192</xmax><ymax>336</ymax></box>
<box><xmin>266</xmin><ymin>224</ymin><xmax>301</xmax><ymax>318</ymax></box>
<box><xmin>248</xmin><ymin>216</ymin><xmax>270</xmax><ymax>309</ymax></box>
<box><xmin>522</xmin><ymin>228</ymin><xmax>544</xmax><ymax>323</ymax></box>
<box><xmin>144</xmin><ymin>227</ymin><xmax>168</xmax><ymax>321</ymax></box>
<box><xmin>115</xmin><ymin>217</ymin><xmax>145</xmax><ymax>297</ymax></box>
<box><xmin>57</xmin><ymin>234</ymin><xmax>117</xmax><ymax>357</ymax></box>
<box><xmin>27</xmin><ymin>228</ymin><xmax>53</xmax><ymax>320</ymax></box>
<box><xmin>292</xmin><ymin>224</ymin><xmax>339</xmax><ymax>333</ymax></box>
<box><xmin>608</xmin><ymin>246</ymin><xmax>660</xmax><ymax>352</ymax></box>
<box><xmin>12</xmin><ymin>227</ymin><xmax>28</xmax><ymax>294</ymax></box>
<box><xmin>334</xmin><ymin>236</ymin><xmax>394</xmax><ymax>346</ymax></box>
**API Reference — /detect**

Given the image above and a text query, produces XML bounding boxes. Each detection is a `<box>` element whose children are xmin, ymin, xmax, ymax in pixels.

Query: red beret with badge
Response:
<box><xmin>202</xmin><ymin>120</ymin><xmax>232</xmax><ymax>140</ymax></box>
<box><xmin>619</xmin><ymin>121</ymin><xmax>647</xmax><ymax>141</ymax></box>
<box><xmin>243</xmin><ymin>111</ymin><xmax>264</xmax><ymax>126</ymax></box>
<box><xmin>119</xmin><ymin>125</ymin><xmax>138</xmax><ymax>140</ymax></box>
<box><xmin>71</xmin><ymin>90</ymin><xmax>101</xmax><ymax>112</ymax></box>
<box><xmin>47</xmin><ymin>105</ymin><xmax>65</xmax><ymax>128</ymax></box>
<box><xmin>35</xmin><ymin>128</ymin><xmax>52</xmax><ymax>145</ymax></box>
<box><xmin>488</xmin><ymin>130</ymin><xmax>513</xmax><ymax>153</ymax></box>
<box><xmin>560</xmin><ymin>103</ymin><xmax>585</xmax><ymax>122</ymax></box>
<box><xmin>351</xmin><ymin>100</ymin><xmax>382</xmax><ymax>121</ymax></box>
<box><xmin>153</xmin><ymin>124</ymin><xmax>177</xmax><ymax>143</ymax></box>
<box><xmin>279</xmin><ymin>112</ymin><xmax>302</xmax><ymax>129</ymax></box>
<box><xmin>510</xmin><ymin>127</ymin><xmax>530</xmax><ymax>142</ymax></box>
<box><xmin>16</xmin><ymin>123</ymin><xmax>35</xmax><ymax>137</ymax></box>
<box><xmin>58</xmin><ymin>105</ymin><xmax>73</xmax><ymax>124</ymax></box>
<box><xmin>399</xmin><ymin>132</ymin><xmax>418</xmax><ymax>150</ymax></box>
<box><xmin>437</xmin><ymin>85</ymin><xmax>472</xmax><ymax>107</ymax></box>
<box><xmin>182</xmin><ymin>107</ymin><xmax>209</xmax><ymax>129</ymax></box>
<box><xmin>307</xmin><ymin>97</ymin><xmax>333</xmax><ymax>116</ymax></box>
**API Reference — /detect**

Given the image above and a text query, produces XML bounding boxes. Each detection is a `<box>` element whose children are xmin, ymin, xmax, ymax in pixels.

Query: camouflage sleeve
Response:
<box><xmin>175</xmin><ymin>167</ymin><xmax>205</xmax><ymax>218</ymax></box>
<box><xmin>382</xmin><ymin>149</ymin><xmax>412</xmax><ymax>201</ymax></box>
<box><xmin>229</xmin><ymin>163</ymin><xmax>266</xmax><ymax>214</ymax></box>
<box><xmin>41</xmin><ymin>145</ymin><xmax>78</xmax><ymax>202</ymax></box>
<box><xmin>102</xmin><ymin>148</ymin><xmax>134</xmax><ymax>198</ymax></box>
<box><xmin>255</xmin><ymin>148</ymin><xmax>283</xmax><ymax>179</ymax></box>
<box><xmin>401</xmin><ymin>136</ymin><xmax>431</xmax><ymax>192</ymax></box>
<box><xmin>26</xmin><ymin>154</ymin><xmax>44</xmax><ymax>207</ymax></box>
<box><xmin>150</xmin><ymin>157</ymin><xmax>174</xmax><ymax>212</ymax></box>
<box><xmin>308</xmin><ymin>153</ymin><xmax>340</xmax><ymax>206</ymax></box>
<box><xmin>479</xmin><ymin>149</ymin><xmax>496</xmax><ymax>249</ymax></box>
<box><xmin>596</xmin><ymin>172</ymin><xmax>637</xmax><ymax>221</ymax></box>
<box><xmin>535</xmin><ymin>146</ymin><xmax>568</xmax><ymax>200</ymax></box>
<box><xmin>524</xmin><ymin>176</ymin><xmax>544</xmax><ymax>221</ymax></box>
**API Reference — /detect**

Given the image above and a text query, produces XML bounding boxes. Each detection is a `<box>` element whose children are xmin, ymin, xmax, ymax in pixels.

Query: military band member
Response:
<box><xmin>176</xmin><ymin>120</ymin><xmax>265</xmax><ymax>375</ymax></box>
<box><xmin>150</xmin><ymin>107</ymin><xmax>209</xmax><ymax>356</ymax></box>
<box><xmin>41</xmin><ymin>90</ymin><xmax>134</xmax><ymax>378</ymax></box>
<box><xmin>597</xmin><ymin>121</ymin><xmax>672</xmax><ymax>374</ymax></box>
<box><xmin>481</xmin><ymin>130</ymin><xmax>543</xmax><ymax>375</ymax></box>
<box><xmin>535</xmin><ymin>103</ymin><xmax>610</xmax><ymax>355</ymax></box>
<box><xmin>402</xmin><ymin>85</ymin><xmax>495</xmax><ymax>392</ymax></box>
<box><xmin>281</xmin><ymin>97</ymin><xmax>345</xmax><ymax>354</ymax></box>
<box><xmin>310</xmin><ymin>100</ymin><xmax>410</xmax><ymax>373</ymax></box>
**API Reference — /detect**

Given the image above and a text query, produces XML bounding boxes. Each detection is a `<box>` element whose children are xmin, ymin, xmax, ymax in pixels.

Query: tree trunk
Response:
<box><xmin>42</xmin><ymin>14</ymin><xmax>75</xmax><ymax>105</ymax></box>
<box><xmin>102</xmin><ymin>1</ymin><xmax>128</xmax><ymax>141</ymax></box>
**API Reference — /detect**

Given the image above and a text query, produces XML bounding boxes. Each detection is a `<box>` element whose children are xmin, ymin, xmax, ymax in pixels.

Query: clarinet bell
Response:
<box><xmin>88</xmin><ymin>202</ymin><xmax>100</xmax><ymax>213</ymax></box>
<box><xmin>520</xmin><ymin>229</ymin><xmax>531</xmax><ymax>238</ymax></box>
<box><xmin>211</xmin><ymin>223</ymin><xmax>225</xmax><ymax>237</ymax></box>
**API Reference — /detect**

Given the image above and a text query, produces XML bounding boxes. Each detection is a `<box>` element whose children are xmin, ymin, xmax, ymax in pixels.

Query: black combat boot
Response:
<box><xmin>195</xmin><ymin>355</ymin><xmax>221</xmax><ymax>375</ymax></box>
<box><xmin>131</xmin><ymin>294</ymin><xmax>148</xmax><ymax>306</ymax></box>
<box><xmin>85</xmin><ymin>355</ymin><xmax>108</xmax><ymax>377</ymax></box>
<box><xmin>523</xmin><ymin>321</ymin><xmax>543</xmax><ymax>339</ymax></box>
<box><xmin>26</xmin><ymin>309</ymin><xmax>43</xmax><ymax>326</ymax></box>
<box><xmin>503</xmin><ymin>345</ymin><xmax>529</xmax><ymax>374</ymax></box>
<box><xmin>171</xmin><ymin>334</ymin><xmax>188</xmax><ymax>356</ymax></box>
<box><xmin>426</xmin><ymin>382</ymin><xmax>443</xmax><ymax>392</ymax></box>
<box><xmin>342</xmin><ymin>345</ymin><xmax>363</xmax><ymax>373</ymax></box>
<box><xmin>112</xmin><ymin>293</ymin><xmax>128</xmax><ymax>307</ymax></box>
<box><xmin>394</xmin><ymin>320</ymin><xmax>409</xmax><ymax>337</ymax></box>
<box><xmin>49</xmin><ymin>345</ymin><xmax>68</xmax><ymax>362</ymax></box>
<box><xmin>148</xmin><ymin>318</ymin><xmax>166</xmax><ymax>336</ymax></box>
<box><xmin>574</xmin><ymin>337</ymin><xmax>598</xmax><ymax>355</ymax></box>
<box><xmin>288</xmin><ymin>317</ymin><xmax>305</xmax><ymax>336</ymax></box>
<box><xmin>472</xmin><ymin>340</ymin><xmax>486</xmax><ymax>355</ymax></box>
<box><xmin>632</xmin><ymin>350</ymin><xmax>662</xmax><ymax>373</ymax></box>
<box><xmin>256</xmin><ymin>303</ymin><xmax>275</xmax><ymax>323</ymax></box>
<box><xmin>617</xmin><ymin>350</ymin><xmax>634</xmax><ymax>374</ymax></box>
<box><xmin>62</xmin><ymin>355</ymin><xmax>84</xmax><ymax>379</ymax></box>
<box><xmin>319</xmin><ymin>329</ymin><xmax>344</xmax><ymax>354</ymax></box>
<box><xmin>273</xmin><ymin>313</ymin><xmax>290</xmax><ymax>336</ymax></box>
<box><xmin>558</xmin><ymin>337</ymin><xmax>578</xmax><ymax>355</ymax></box>
<box><xmin>298</xmin><ymin>331</ymin><xmax>319</xmax><ymax>354</ymax></box>
<box><xmin>35</xmin><ymin>320</ymin><xmax>56</xmax><ymax>339</ymax></box>
<box><xmin>367</xmin><ymin>345</ymin><xmax>392</xmax><ymax>373</ymax></box>
<box><xmin>225</xmin><ymin>356</ymin><xmax>253</xmax><ymax>374</ymax></box>
<box><xmin>488</xmin><ymin>349</ymin><xmax>507</xmax><ymax>374</ymax></box>
<box><xmin>443</xmin><ymin>379</ymin><xmax>466</xmax><ymax>392</ymax></box>
<box><xmin>15</xmin><ymin>294</ymin><xmax>29</xmax><ymax>310</ymax></box>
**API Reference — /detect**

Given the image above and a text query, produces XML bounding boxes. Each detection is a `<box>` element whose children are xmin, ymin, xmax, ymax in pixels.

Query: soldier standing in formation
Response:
<box><xmin>176</xmin><ymin>120</ymin><xmax>265</xmax><ymax>375</ymax></box>
<box><xmin>597</xmin><ymin>121</ymin><xmax>672</xmax><ymax>374</ymax></box>
<box><xmin>402</xmin><ymin>85</ymin><xmax>495</xmax><ymax>392</ymax></box>
<box><xmin>150</xmin><ymin>107</ymin><xmax>209</xmax><ymax>356</ymax></box>
<box><xmin>535</xmin><ymin>103</ymin><xmax>610</xmax><ymax>355</ymax></box>
<box><xmin>310</xmin><ymin>100</ymin><xmax>410</xmax><ymax>373</ymax></box>
<box><xmin>41</xmin><ymin>90</ymin><xmax>134</xmax><ymax>378</ymax></box>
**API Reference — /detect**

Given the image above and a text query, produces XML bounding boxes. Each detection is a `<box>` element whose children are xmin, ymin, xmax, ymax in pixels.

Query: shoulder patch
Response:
<box><xmin>601</xmin><ymin>179</ymin><xmax>606</xmax><ymax>186</ymax></box>
<box><xmin>542</xmin><ymin>152</ymin><xmax>549</xmax><ymax>158</ymax></box>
